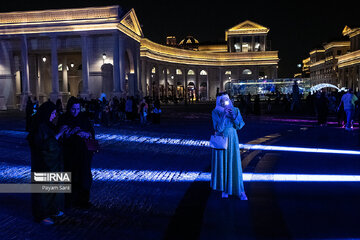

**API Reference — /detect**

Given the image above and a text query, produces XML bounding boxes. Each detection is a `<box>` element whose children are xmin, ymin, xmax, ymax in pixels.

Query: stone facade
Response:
<box><xmin>0</xmin><ymin>6</ymin><xmax>279</xmax><ymax>110</ymax></box>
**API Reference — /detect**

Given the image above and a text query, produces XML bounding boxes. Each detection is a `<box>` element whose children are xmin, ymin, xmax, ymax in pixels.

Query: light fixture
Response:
<box><xmin>42</xmin><ymin>56</ymin><xmax>47</xmax><ymax>63</ymax></box>
<box><xmin>70</xmin><ymin>63</ymin><xmax>74</xmax><ymax>68</ymax></box>
<box><xmin>102</xmin><ymin>53</ymin><xmax>107</xmax><ymax>64</ymax></box>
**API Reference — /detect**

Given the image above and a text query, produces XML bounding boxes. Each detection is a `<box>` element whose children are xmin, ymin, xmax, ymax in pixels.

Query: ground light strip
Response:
<box><xmin>2</xmin><ymin>163</ymin><xmax>360</xmax><ymax>183</ymax></box>
<box><xmin>0</xmin><ymin>130</ymin><xmax>359</xmax><ymax>155</ymax></box>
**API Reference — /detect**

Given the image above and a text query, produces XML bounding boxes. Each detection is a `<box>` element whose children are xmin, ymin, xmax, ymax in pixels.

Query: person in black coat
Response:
<box><xmin>25</xmin><ymin>97</ymin><xmax>34</xmax><ymax>132</ymax></box>
<box><xmin>27</xmin><ymin>101</ymin><xmax>67</xmax><ymax>225</ymax></box>
<box><xmin>58</xmin><ymin>97</ymin><xmax>95</xmax><ymax>208</ymax></box>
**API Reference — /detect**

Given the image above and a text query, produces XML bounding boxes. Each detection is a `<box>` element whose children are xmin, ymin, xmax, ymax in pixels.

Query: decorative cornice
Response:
<box><xmin>0</xmin><ymin>6</ymin><xmax>143</xmax><ymax>42</ymax></box>
<box><xmin>337</xmin><ymin>50</ymin><xmax>360</xmax><ymax>68</ymax></box>
<box><xmin>140</xmin><ymin>38</ymin><xmax>279</xmax><ymax>66</ymax></box>
<box><xmin>323</xmin><ymin>41</ymin><xmax>350</xmax><ymax>50</ymax></box>
<box><xmin>310</xmin><ymin>49</ymin><xmax>325</xmax><ymax>55</ymax></box>
<box><xmin>0</xmin><ymin>6</ymin><xmax>120</xmax><ymax>25</ymax></box>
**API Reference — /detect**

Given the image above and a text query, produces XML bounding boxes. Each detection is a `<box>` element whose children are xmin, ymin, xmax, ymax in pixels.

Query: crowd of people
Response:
<box><xmin>25</xmin><ymin>95</ymin><xmax>163</xmax><ymax>130</ymax></box>
<box><xmin>234</xmin><ymin>89</ymin><xmax>360</xmax><ymax>129</ymax></box>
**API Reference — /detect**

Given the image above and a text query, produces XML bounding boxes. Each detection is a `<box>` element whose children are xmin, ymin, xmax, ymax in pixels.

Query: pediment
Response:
<box><xmin>228</xmin><ymin>20</ymin><xmax>269</xmax><ymax>32</ymax></box>
<box><xmin>342</xmin><ymin>25</ymin><xmax>352</xmax><ymax>36</ymax></box>
<box><xmin>120</xmin><ymin>8</ymin><xmax>143</xmax><ymax>37</ymax></box>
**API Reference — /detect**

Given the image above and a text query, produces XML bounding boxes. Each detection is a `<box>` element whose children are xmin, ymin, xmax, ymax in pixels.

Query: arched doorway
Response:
<box><xmin>188</xmin><ymin>82</ymin><xmax>196</xmax><ymax>102</ymax></box>
<box><xmin>200</xmin><ymin>82</ymin><xmax>207</xmax><ymax>100</ymax></box>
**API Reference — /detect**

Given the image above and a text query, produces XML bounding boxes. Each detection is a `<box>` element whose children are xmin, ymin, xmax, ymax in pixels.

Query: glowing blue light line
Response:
<box><xmin>239</xmin><ymin>144</ymin><xmax>360</xmax><ymax>155</ymax></box>
<box><xmin>2</xmin><ymin>163</ymin><xmax>360</xmax><ymax>183</ymax></box>
<box><xmin>1</xmin><ymin>130</ymin><xmax>360</xmax><ymax>155</ymax></box>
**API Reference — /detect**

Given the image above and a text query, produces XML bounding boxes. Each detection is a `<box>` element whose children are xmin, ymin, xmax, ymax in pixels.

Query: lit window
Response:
<box><xmin>200</xmin><ymin>70</ymin><xmax>207</xmax><ymax>75</ymax></box>
<box><xmin>242</xmin><ymin>69</ymin><xmax>252</xmax><ymax>75</ymax></box>
<box><xmin>151</xmin><ymin>67</ymin><xmax>156</xmax><ymax>74</ymax></box>
<box><xmin>225</xmin><ymin>71</ymin><xmax>231</xmax><ymax>75</ymax></box>
<box><xmin>188</xmin><ymin>70</ymin><xmax>195</xmax><ymax>75</ymax></box>
<box><xmin>176</xmin><ymin>69</ymin><xmax>182</xmax><ymax>75</ymax></box>
<box><xmin>234</xmin><ymin>43</ymin><xmax>241</xmax><ymax>52</ymax></box>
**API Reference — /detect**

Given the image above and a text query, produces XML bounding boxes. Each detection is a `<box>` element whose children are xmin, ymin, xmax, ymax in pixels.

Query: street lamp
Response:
<box><xmin>42</xmin><ymin>56</ymin><xmax>47</xmax><ymax>63</ymax></box>
<box><xmin>102</xmin><ymin>53</ymin><xmax>107</xmax><ymax>64</ymax></box>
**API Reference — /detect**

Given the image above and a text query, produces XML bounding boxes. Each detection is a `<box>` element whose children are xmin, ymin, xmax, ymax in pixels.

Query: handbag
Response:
<box><xmin>209</xmin><ymin>133</ymin><xmax>228</xmax><ymax>150</ymax></box>
<box><xmin>84</xmin><ymin>138</ymin><xmax>100</xmax><ymax>153</ymax></box>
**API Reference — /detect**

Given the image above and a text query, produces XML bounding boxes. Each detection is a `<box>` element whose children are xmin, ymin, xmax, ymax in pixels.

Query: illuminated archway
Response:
<box><xmin>310</xmin><ymin>83</ymin><xmax>340</xmax><ymax>93</ymax></box>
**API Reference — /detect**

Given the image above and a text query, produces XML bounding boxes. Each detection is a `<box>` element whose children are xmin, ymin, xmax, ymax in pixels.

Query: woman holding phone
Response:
<box><xmin>211</xmin><ymin>92</ymin><xmax>247</xmax><ymax>200</ymax></box>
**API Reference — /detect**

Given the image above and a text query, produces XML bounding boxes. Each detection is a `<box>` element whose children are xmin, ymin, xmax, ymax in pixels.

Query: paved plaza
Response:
<box><xmin>0</xmin><ymin>105</ymin><xmax>360</xmax><ymax>240</ymax></box>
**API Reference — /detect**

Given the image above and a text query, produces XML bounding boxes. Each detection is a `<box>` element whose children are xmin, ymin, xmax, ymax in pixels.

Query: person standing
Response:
<box><xmin>211</xmin><ymin>92</ymin><xmax>247</xmax><ymax>200</ymax></box>
<box><xmin>25</xmin><ymin>97</ymin><xmax>34</xmax><ymax>132</ymax></box>
<box><xmin>339</xmin><ymin>89</ymin><xmax>358</xmax><ymax>131</ymax></box>
<box><xmin>58</xmin><ymin>97</ymin><xmax>95</xmax><ymax>208</ymax></box>
<box><xmin>317</xmin><ymin>91</ymin><xmax>329</xmax><ymax>126</ymax></box>
<box><xmin>138</xmin><ymin>98</ymin><xmax>148</xmax><ymax>125</ymax></box>
<box><xmin>27</xmin><ymin>101</ymin><xmax>67</xmax><ymax>225</ymax></box>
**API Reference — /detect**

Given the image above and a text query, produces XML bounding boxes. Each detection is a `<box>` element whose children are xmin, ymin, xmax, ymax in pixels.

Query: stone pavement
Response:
<box><xmin>0</xmin><ymin>106</ymin><xmax>360</xmax><ymax>239</ymax></box>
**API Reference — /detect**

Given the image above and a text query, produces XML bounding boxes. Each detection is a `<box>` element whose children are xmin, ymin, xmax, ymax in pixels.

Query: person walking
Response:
<box><xmin>27</xmin><ymin>101</ymin><xmax>66</xmax><ymax>225</ymax></box>
<box><xmin>211</xmin><ymin>92</ymin><xmax>247</xmax><ymax>200</ymax></box>
<box><xmin>339</xmin><ymin>89</ymin><xmax>358</xmax><ymax>131</ymax></box>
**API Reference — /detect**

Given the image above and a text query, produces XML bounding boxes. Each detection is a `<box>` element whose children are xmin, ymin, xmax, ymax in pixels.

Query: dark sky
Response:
<box><xmin>1</xmin><ymin>0</ymin><xmax>359</xmax><ymax>77</ymax></box>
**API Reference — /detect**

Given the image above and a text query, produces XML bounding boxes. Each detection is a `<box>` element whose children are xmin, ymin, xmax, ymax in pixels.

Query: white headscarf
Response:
<box><xmin>214</xmin><ymin>93</ymin><xmax>233</xmax><ymax>112</ymax></box>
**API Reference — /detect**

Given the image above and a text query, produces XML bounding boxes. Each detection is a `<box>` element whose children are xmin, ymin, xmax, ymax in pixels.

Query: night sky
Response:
<box><xmin>1</xmin><ymin>0</ymin><xmax>359</xmax><ymax>77</ymax></box>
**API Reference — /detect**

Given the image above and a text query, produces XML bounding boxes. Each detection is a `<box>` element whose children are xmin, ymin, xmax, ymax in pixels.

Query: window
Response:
<box><xmin>188</xmin><ymin>70</ymin><xmax>195</xmax><ymax>75</ymax></box>
<box><xmin>234</xmin><ymin>43</ymin><xmax>241</xmax><ymax>52</ymax></box>
<box><xmin>200</xmin><ymin>70</ymin><xmax>207</xmax><ymax>75</ymax></box>
<box><xmin>242</xmin><ymin>69</ymin><xmax>252</xmax><ymax>75</ymax></box>
<box><xmin>225</xmin><ymin>71</ymin><xmax>231</xmax><ymax>75</ymax></box>
<box><xmin>176</xmin><ymin>69</ymin><xmax>182</xmax><ymax>75</ymax></box>
<box><xmin>151</xmin><ymin>67</ymin><xmax>156</xmax><ymax>74</ymax></box>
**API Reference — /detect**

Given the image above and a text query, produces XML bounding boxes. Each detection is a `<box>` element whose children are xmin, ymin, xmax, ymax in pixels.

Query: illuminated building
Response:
<box><xmin>0</xmin><ymin>6</ymin><xmax>279</xmax><ymax>110</ymax></box>
<box><xmin>307</xmin><ymin>25</ymin><xmax>360</xmax><ymax>92</ymax></box>
<box><xmin>338</xmin><ymin>26</ymin><xmax>360</xmax><ymax>91</ymax></box>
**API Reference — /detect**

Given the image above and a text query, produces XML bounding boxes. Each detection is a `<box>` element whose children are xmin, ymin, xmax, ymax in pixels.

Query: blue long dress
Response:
<box><xmin>211</xmin><ymin>107</ymin><xmax>245</xmax><ymax>196</ymax></box>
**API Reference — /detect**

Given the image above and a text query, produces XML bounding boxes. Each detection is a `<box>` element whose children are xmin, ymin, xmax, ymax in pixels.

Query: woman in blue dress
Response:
<box><xmin>211</xmin><ymin>92</ymin><xmax>247</xmax><ymax>200</ymax></box>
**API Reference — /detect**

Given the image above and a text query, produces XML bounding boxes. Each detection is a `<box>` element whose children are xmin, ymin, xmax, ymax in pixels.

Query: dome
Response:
<box><xmin>178</xmin><ymin>36</ymin><xmax>199</xmax><ymax>50</ymax></box>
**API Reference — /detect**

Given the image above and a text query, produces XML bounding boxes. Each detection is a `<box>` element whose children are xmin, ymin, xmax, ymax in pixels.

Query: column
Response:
<box><xmin>156</xmin><ymin>65</ymin><xmax>160</xmax><ymax>98</ymax></box>
<box><xmin>206</xmin><ymin>69</ymin><xmax>210</xmax><ymax>100</ymax></box>
<box><xmin>183</xmin><ymin>67</ymin><xmax>188</xmax><ymax>105</ymax></box>
<box><xmin>62</xmin><ymin>56</ymin><xmax>68</xmax><ymax>92</ymax></box>
<box><xmin>50</xmin><ymin>35</ymin><xmax>59</xmax><ymax>102</ymax></box>
<box><xmin>251</xmin><ymin>36</ymin><xmax>255</xmax><ymax>52</ymax></box>
<box><xmin>264</xmin><ymin>36</ymin><xmax>267</xmax><ymax>51</ymax></box>
<box><xmin>112</xmin><ymin>32</ymin><xmax>121</xmax><ymax>97</ymax></box>
<box><xmin>135</xmin><ymin>42</ymin><xmax>141</xmax><ymax>97</ymax></box>
<box><xmin>20</xmin><ymin>35</ymin><xmax>31</xmax><ymax>110</ymax></box>
<box><xmin>80</xmin><ymin>34</ymin><xmax>90</xmax><ymax>99</ymax></box>
<box><xmin>164</xmin><ymin>67</ymin><xmax>168</xmax><ymax>98</ymax></box>
<box><xmin>195</xmin><ymin>68</ymin><xmax>200</xmax><ymax>101</ymax></box>
<box><xmin>119</xmin><ymin>35</ymin><xmax>126</xmax><ymax>96</ymax></box>
<box><xmin>140</xmin><ymin>60</ymin><xmax>146</xmax><ymax>97</ymax></box>
<box><xmin>219</xmin><ymin>68</ymin><xmax>223</xmax><ymax>92</ymax></box>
